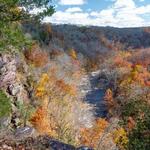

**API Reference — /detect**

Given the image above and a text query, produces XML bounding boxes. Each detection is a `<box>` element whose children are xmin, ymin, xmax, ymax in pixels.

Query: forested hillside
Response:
<box><xmin>24</xmin><ymin>23</ymin><xmax>150</xmax><ymax>53</ymax></box>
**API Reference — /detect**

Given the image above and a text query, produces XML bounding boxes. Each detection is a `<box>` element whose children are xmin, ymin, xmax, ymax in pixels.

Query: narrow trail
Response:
<box><xmin>80</xmin><ymin>71</ymin><xmax>107</xmax><ymax>117</ymax></box>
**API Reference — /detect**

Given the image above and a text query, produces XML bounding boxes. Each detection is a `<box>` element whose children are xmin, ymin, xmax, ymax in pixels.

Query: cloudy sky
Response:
<box><xmin>43</xmin><ymin>0</ymin><xmax>150</xmax><ymax>27</ymax></box>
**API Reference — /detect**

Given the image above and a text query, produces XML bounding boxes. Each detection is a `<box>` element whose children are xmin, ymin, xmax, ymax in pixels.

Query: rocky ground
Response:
<box><xmin>0</xmin><ymin>135</ymin><xmax>93</xmax><ymax>150</ymax></box>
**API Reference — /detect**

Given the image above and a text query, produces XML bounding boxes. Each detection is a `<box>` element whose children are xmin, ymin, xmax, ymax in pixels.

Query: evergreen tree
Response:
<box><xmin>0</xmin><ymin>0</ymin><xmax>55</xmax><ymax>51</ymax></box>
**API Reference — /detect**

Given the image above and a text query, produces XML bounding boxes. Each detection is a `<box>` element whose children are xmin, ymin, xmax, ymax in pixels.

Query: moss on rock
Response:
<box><xmin>0</xmin><ymin>90</ymin><xmax>11</xmax><ymax>118</ymax></box>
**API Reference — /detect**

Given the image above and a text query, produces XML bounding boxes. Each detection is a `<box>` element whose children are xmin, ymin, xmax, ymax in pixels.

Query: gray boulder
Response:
<box><xmin>15</xmin><ymin>126</ymin><xmax>35</xmax><ymax>139</ymax></box>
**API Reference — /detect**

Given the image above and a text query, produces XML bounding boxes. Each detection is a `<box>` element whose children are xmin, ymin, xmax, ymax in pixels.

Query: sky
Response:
<box><xmin>43</xmin><ymin>0</ymin><xmax>150</xmax><ymax>27</ymax></box>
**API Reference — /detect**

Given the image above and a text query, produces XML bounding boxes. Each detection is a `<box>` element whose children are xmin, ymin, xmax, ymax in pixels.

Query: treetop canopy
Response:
<box><xmin>0</xmin><ymin>0</ymin><xmax>55</xmax><ymax>23</ymax></box>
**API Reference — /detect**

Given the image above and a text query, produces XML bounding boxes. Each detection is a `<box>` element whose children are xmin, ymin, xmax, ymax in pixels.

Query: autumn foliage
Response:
<box><xmin>69</xmin><ymin>49</ymin><xmax>77</xmax><ymax>60</ymax></box>
<box><xmin>31</xmin><ymin>72</ymin><xmax>77</xmax><ymax>140</ymax></box>
<box><xmin>80</xmin><ymin>118</ymin><xmax>108</xmax><ymax>148</ymax></box>
<box><xmin>130</xmin><ymin>49</ymin><xmax>150</xmax><ymax>67</ymax></box>
<box><xmin>104</xmin><ymin>89</ymin><xmax>113</xmax><ymax>102</ymax></box>
<box><xmin>104</xmin><ymin>89</ymin><xmax>114</xmax><ymax>112</ymax></box>
<box><xmin>30</xmin><ymin>67</ymin><xmax>94</xmax><ymax>145</ymax></box>
<box><xmin>113</xmin><ymin>128</ymin><xmax>128</xmax><ymax>150</ymax></box>
<box><xmin>127</xmin><ymin>117</ymin><xmax>135</xmax><ymax>131</ymax></box>
<box><xmin>22</xmin><ymin>32</ymin><xmax>150</xmax><ymax>150</ymax></box>
<box><xmin>119</xmin><ymin>64</ymin><xmax>150</xmax><ymax>87</ymax></box>
<box><xmin>113</xmin><ymin>52</ymin><xmax>132</xmax><ymax>68</ymax></box>
<box><xmin>25</xmin><ymin>44</ymin><xmax>48</xmax><ymax>67</ymax></box>
<box><xmin>30</xmin><ymin>107</ymin><xmax>57</xmax><ymax>136</ymax></box>
<box><xmin>100</xmin><ymin>50</ymin><xmax>150</xmax><ymax>149</ymax></box>
<box><xmin>35</xmin><ymin>72</ymin><xmax>77</xmax><ymax>99</ymax></box>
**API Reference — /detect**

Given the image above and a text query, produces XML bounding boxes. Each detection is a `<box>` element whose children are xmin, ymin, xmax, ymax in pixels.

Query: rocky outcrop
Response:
<box><xmin>0</xmin><ymin>54</ymin><xmax>29</xmax><ymax>100</ymax></box>
<box><xmin>0</xmin><ymin>54</ymin><xmax>17</xmax><ymax>88</ymax></box>
<box><xmin>0</xmin><ymin>135</ymin><xmax>94</xmax><ymax>150</ymax></box>
<box><xmin>0</xmin><ymin>54</ymin><xmax>30</xmax><ymax>128</ymax></box>
<box><xmin>15</xmin><ymin>126</ymin><xmax>36</xmax><ymax>139</ymax></box>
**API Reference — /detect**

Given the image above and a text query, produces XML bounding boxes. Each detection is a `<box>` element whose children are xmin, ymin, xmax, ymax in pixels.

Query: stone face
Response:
<box><xmin>2</xmin><ymin>72</ymin><xmax>16</xmax><ymax>86</ymax></box>
<box><xmin>0</xmin><ymin>59</ymin><xmax>4</xmax><ymax>69</ymax></box>
<box><xmin>0</xmin><ymin>135</ymin><xmax>94</xmax><ymax>150</ymax></box>
<box><xmin>47</xmin><ymin>139</ymin><xmax>76</xmax><ymax>150</ymax></box>
<box><xmin>0</xmin><ymin>54</ymin><xmax>17</xmax><ymax>87</ymax></box>
<box><xmin>15</xmin><ymin>126</ymin><xmax>35</xmax><ymax>139</ymax></box>
<box><xmin>2</xmin><ymin>144</ymin><xmax>13</xmax><ymax>150</ymax></box>
<box><xmin>0</xmin><ymin>54</ymin><xmax>30</xmax><ymax>128</ymax></box>
<box><xmin>8</xmin><ymin>83</ymin><xmax>28</xmax><ymax>104</ymax></box>
<box><xmin>0</xmin><ymin>54</ymin><xmax>29</xmax><ymax>101</ymax></box>
<box><xmin>77</xmin><ymin>146</ymin><xmax>93</xmax><ymax>150</ymax></box>
<box><xmin>0</xmin><ymin>117</ymin><xmax>11</xmax><ymax>127</ymax></box>
<box><xmin>8</xmin><ymin>83</ymin><xmax>20</xmax><ymax>96</ymax></box>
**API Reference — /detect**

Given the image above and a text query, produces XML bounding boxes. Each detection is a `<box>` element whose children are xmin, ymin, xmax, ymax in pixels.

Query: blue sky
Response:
<box><xmin>43</xmin><ymin>0</ymin><xmax>150</xmax><ymax>27</ymax></box>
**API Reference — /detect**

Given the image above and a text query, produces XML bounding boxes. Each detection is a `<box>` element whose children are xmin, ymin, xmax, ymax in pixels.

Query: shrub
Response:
<box><xmin>0</xmin><ymin>23</ymin><xmax>31</xmax><ymax>52</ymax></box>
<box><xmin>122</xmin><ymin>98</ymin><xmax>150</xmax><ymax>150</ymax></box>
<box><xmin>69</xmin><ymin>49</ymin><xmax>77</xmax><ymax>60</ymax></box>
<box><xmin>39</xmin><ymin>24</ymin><xmax>52</xmax><ymax>45</ymax></box>
<box><xmin>24</xmin><ymin>44</ymin><xmax>48</xmax><ymax>67</ymax></box>
<box><xmin>100</xmin><ymin>50</ymin><xmax>150</xmax><ymax>150</ymax></box>
<box><xmin>113</xmin><ymin>128</ymin><xmax>128</xmax><ymax>150</ymax></box>
<box><xmin>104</xmin><ymin>89</ymin><xmax>115</xmax><ymax>115</ymax></box>
<box><xmin>130</xmin><ymin>49</ymin><xmax>150</xmax><ymax>67</ymax></box>
<box><xmin>16</xmin><ymin>101</ymin><xmax>35</xmax><ymax>127</ymax></box>
<box><xmin>0</xmin><ymin>90</ymin><xmax>11</xmax><ymax>118</ymax></box>
<box><xmin>80</xmin><ymin>118</ymin><xmax>108</xmax><ymax>148</ymax></box>
<box><xmin>30</xmin><ymin>106</ymin><xmax>57</xmax><ymax>136</ymax></box>
<box><xmin>31</xmin><ymin>72</ymin><xmax>94</xmax><ymax>146</ymax></box>
<box><xmin>128</xmin><ymin>118</ymin><xmax>150</xmax><ymax>150</ymax></box>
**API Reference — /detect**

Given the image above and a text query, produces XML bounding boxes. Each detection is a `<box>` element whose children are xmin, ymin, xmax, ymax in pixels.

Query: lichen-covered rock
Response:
<box><xmin>8</xmin><ymin>83</ymin><xmax>21</xmax><ymax>96</ymax></box>
<box><xmin>0</xmin><ymin>117</ymin><xmax>11</xmax><ymax>128</ymax></box>
<box><xmin>0</xmin><ymin>54</ymin><xmax>30</xmax><ymax>128</ymax></box>
<box><xmin>0</xmin><ymin>135</ymin><xmax>94</xmax><ymax>150</ymax></box>
<box><xmin>7</xmin><ymin>82</ymin><xmax>29</xmax><ymax>104</ymax></box>
<box><xmin>15</xmin><ymin>126</ymin><xmax>36</xmax><ymax>139</ymax></box>
<box><xmin>77</xmin><ymin>146</ymin><xmax>93</xmax><ymax>150</ymax></box>
<box><xmin>0</xmin><ymin>54</ymin><xmax>16</xmax><ymax>87</ymax></box>
<box><xmin>0</xmin><ymin>54</ymin><xmax>29</xmax><ymax>100</ymax></box>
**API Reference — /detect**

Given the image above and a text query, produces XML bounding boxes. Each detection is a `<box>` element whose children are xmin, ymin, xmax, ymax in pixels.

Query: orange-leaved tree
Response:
<box><xmin>80</xmin><ymin>118</ymin><xmax>108</xmax><ymax>148</ymax></box>
<box><xmin>30</xmin><ymin>69</ymin><xmax>94</xmax><ymax>145</ymax></box>
<box><xmin>25</xmin><ymin>43</ymin><xmax>49</xmax><ymax>67</ymax></box>
<box><xmin>104</xmin><ymin>89</ymin><xmax>115</xmax><ymax>115</ymax></box>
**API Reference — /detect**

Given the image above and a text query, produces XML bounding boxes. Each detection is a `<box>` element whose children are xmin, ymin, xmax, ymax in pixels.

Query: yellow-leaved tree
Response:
<box><xmin>30</xmin><ymin>69</ymin><xmax>94</xmax><ymax>145</ymax></box>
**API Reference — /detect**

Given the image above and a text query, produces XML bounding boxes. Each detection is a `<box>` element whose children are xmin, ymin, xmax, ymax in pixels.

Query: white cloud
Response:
<box><xmin>59</xmin><ymin>0</ymin><xmax>86</xmax><ymax>5</ymax></box>
<box><xmin>65</xmin><ymin>7</ymin><xmax>82</xmax><ymax>13</ymax></box>
<box><xmin>136</xmin><ymin>5</ymin><xmax>150</xmax><ymax>14</ymax></box>
<box><xmin>114</xmin><ymin>0</ymin><xmax>135</xmax><ymax>9</ymax></box>
<box><xmin>44</xmin><ymin>10</ymin><xmax>90</xmax><ymax>25</ymax></box>
<box><xmin>111</xmin><ymin>0</ymin><xmax>150</xmax><ymax>26</ymax></box>
<box><xmin>44</xmin><ymin>0</ymin><xmax>150</xmax><ymax>27</ymax></box>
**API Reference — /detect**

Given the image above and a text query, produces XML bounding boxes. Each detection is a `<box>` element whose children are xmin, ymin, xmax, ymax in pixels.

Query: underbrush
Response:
<box><xmin>0</xmin><ymin>90</ymin><xmax>11</xmax><ymax>118</ymax></box>
<box><xmin>102</xmin><ymin>50</ymin><xmax>150</xmax><ymax>150</ymax></box>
